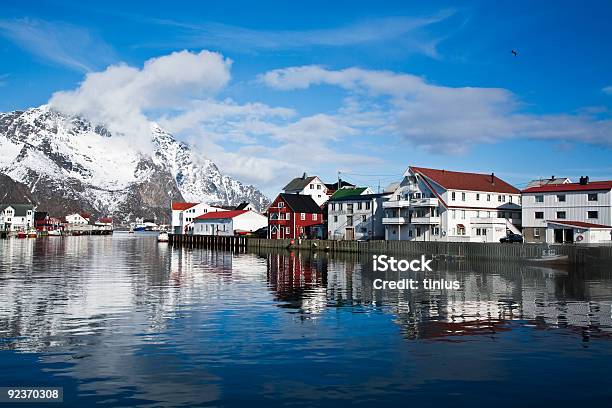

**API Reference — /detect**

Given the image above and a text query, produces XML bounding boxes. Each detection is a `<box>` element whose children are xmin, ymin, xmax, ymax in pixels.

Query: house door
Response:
<box><xmin>345</xmin><ymin>228</ymin><xmax>354</xmax><ymax>240</ymax></box>
<box><xmin>564</xmin><ymin>229</ymin><xmax>574</xmax><ymax>243</ymax></box>
<box><xmin>554</xmin><ymin>229</ymin><xmax>564</xmax><ymax>243</ymax></box>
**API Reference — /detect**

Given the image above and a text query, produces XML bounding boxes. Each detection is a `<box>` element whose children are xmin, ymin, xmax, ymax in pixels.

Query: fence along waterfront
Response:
<box><xmin>168</xmin><ymin>235</ymin><xmax>612</xmax><ymax>265</ymax></box>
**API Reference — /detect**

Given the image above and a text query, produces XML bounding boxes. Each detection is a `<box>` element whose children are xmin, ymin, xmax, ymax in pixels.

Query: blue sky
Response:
<box><xmin>1</xmin><ymin>0</ymin><xmax>611</xmax><ymax>195</ymax></box>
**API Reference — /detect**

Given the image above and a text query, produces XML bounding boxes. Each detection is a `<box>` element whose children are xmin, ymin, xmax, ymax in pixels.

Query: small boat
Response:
<box><xmin>527</xmin><ymin>249</ymin><xmax>569</xmax><ymax>265</ymax></box>
<box><xmin>17</xmin><ymin>231</ymin><xmax>26</xmax><ymax>239</ymax></box>
<box><xmin>48</xmin><ymin>229</ymin><xmax>62</xmax><ymax>236</ymax></box>
<box><xmin>157</xmin><ymin>231</ymin><xmax>169</xmax><ymax>242</ymax></box>
<box><xmin>27</xmin><ymin>229</ymin><xmax>37</xmax><ymax>238</ymax></box>
<box><xmin>128</xmin><ymin>227</ymin><xmax>134</xmax><ymax>234</ymax></box>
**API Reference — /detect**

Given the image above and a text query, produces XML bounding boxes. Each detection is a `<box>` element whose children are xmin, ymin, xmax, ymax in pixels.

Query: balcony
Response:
<box><xmin>411</xmin><ymin>216</ymin><xmax>441</xmax><ymax>224</ymax></box>
<box><xmin>383</xmin><ymin>200</ymin><xmax>411</xmax><ymax>208</ymax></box>
<box><xmin>409</xmin><ymin>197</ymin><xmax>438</xmax><ymax>207</ymax></box>
<box><xmin>382</xmin><ymin>217</ymin><xmax>409</xmax><ymax>224</ymax></box>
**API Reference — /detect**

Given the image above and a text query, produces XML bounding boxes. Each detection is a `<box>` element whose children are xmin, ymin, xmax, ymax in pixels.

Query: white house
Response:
<box><xmin>521</xmin><ymin>177</ymin><xmax>612</xmax><ymax>244</ymax></box>
<box><xmin>171</xmin><ymin>202</ymin><xmax>228</xmax><ymax>234</ymax></box>
<box><xmin>327</xmin><ymin>187</ymin><xmax>389</xmax><ymax>240</ymax></box>
<box><xmin>0</xmin><ymin>204</ymin><xmax>35</xmax><ymax>231</ymax></box>
<box><xmin>192</xmin><ymin>210</ymin><xmax>267</xmax><ymax>236</ymax></box>
<box><xmin>65</xmin><ymin>213</ymin><xmax>91</xmax><ymax>225</ymax></box>
<box><xmin>283</xmin><ymin>173</ymin><xmax>329</xmax><ymax>207</ymax></box>
<box><xmin>383</xmin><ymin>166</ymin><xmax>522</xmax><ymax>242</ymax></box>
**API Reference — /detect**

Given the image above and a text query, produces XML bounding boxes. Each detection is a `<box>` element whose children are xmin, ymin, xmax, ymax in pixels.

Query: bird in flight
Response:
<box><xmin>511</xmin><ymin>50</ymin><xmax>518</xmax><ymax>57</ymax></box>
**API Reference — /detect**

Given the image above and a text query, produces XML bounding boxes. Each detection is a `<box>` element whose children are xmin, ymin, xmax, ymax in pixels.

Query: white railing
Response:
<box><xmin>382</xmin><ymin>200</ymin><xmax>411</xmax><ymax>208</ymax></box>
<box><xmin>382</xmin><ymin>217</ymin><xmax>409</xmax><ymax>224</ymax></box>
<box><xmin>411</xmin><ymin>216</ymin><xmax>441</xmax><ymax>224</ymax></box>
<box><xmin>409</xmin><ymin>197</ymin><xmax>438</xmax><ymax>207</ymax></box>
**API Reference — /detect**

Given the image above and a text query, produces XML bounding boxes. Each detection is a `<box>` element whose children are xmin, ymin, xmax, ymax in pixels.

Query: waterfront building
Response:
<box><xmin>521</xmin><ymin>177</ymin><xmax>612</xmax><ymax>243</ymax></box>
<box><xmin>34</xmin><ymin>211</ymin><xmax>63</xmax><ymax>231</ymax></box>
<box><xmin>171</xmin><ymin>202</ymin><xmax>228</xmax><ymax>234</ymax></box>
<box><xmin>268</xmin><ymin>193</ymin><xmax>323</xmax><ymax>239</ymax></box>
<box><xmin>192</xmin><ymin>210</ymin><xmax>267</xmax><ymax>236</ymax></box>
<box><xmin>327</xmin><ymin>187</ymin><xmax>390</xmax><ymax>240</ymax></box>
<box><xmin>65</xmin><ymin>213</ymin><xmax>91</xmax><ymax>225</ymax></box>
<box><xmin>383</xmin><ymin>166</ymin><xmax>522</xmax><ymax>242</ymax></box>
<box><xmin>282</xmin><ymin>173</ymin><xmax>330</xmax><ymax>207</ymax></box>
<box><xmin>0</xmin><ymin>204</ymin><xmax>35</xmax><ymax>231</ymax></box>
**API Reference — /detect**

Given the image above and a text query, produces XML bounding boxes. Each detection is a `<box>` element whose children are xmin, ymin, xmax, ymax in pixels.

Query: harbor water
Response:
<box><xmin>1</xmin><ymin>234</ymin><xmax>611</xmax><ymax>406</ymax></box>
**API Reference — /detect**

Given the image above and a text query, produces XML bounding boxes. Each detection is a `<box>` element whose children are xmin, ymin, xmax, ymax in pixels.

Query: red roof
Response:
<box><xmin>547</xmin><ymin>220</ymin><xmax>612</xmax><ymax>229</ymax></box>
<box><xmin>410</xmin><ymin>166</ymin><xmax>520</xmax><ymax>194</ymax></box>
<box><xmin>80</xmin><ymin>212</ymin><xmax>91</xmax><ymax>219</ymax></box>
<box><xmin>194</xmin><ymin>210</ymin><xmax>248</xmax><ymax>220</ymax></box>
<box><xmin>98</xmin><ymin>217</ymin><xmax>113</xmax><ymax>223</ymax></box>
<box><xmin>523</xmin><ymin>181</ymin><xmax>612</xmax><ymax>193</ymax></box>
<box><xmin>172</xmin><ymin>202</ymin><xmax>198</xmax><ymax>211</ymax></box>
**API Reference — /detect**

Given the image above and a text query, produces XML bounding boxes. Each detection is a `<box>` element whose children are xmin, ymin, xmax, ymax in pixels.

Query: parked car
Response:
<box><xmin>500</xmin><ymin>233</ymin><xmax>523</xmax><ymax>243</ymax></box>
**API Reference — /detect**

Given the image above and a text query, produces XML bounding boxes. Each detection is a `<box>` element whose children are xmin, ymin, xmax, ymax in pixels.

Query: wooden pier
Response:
<box><xmin>168</xmin><ymin>234</ymin><xmax>612</xmax><ymax>265</ymax></box>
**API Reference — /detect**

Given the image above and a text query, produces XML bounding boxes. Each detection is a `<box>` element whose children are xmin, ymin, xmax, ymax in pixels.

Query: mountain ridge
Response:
<box><xmin>0</xmin><ymin>105</ymin><xmax>269</xmax><ymax>223</ymax></box>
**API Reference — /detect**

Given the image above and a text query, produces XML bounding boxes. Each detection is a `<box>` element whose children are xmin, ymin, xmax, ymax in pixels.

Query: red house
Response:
<box><xmin>268</xmin><ymin>193</ymin><xmax>323</xmax><ymax>239</ymax></box>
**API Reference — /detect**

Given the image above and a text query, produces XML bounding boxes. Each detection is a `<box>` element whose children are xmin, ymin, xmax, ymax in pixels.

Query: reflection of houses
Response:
<box><xmin>192</xmin><ymin>210</ymin><xmax>267</xmax><ymax>236</ymax></box>
<box><xmin>266</xmin><ymin>252</ymin><xmax>327</xmax><ymax>313</ymax></box>
<box><xmin>268</xmin><ymin>194</ymin><xmax>324</xmax><ymax>239</ymax></box>
<box><xmin>521</xmin><ymin>177</ymin><xmax>612</xmax><ymax>243</ymax></box>
<box><xmin>0</xmin><ymin>203</ymin><xmax>35</xmax><ymax>231</ymax></box>
<box><xmin>327</xmin><ymin>187</ymin><xmax>389</xmax><ymax>240</ymax></box>
<box><xmin>383</xmin><ymin>166</ymin><xmax>522</xmax><ymax>242</ymax></box>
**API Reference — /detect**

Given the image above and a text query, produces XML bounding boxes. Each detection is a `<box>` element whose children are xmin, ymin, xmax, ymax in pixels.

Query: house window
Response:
<box><xmin>317</xmin><ymin>184</ymin><xmax>321</xmax><ymax>189</ymax></box>
<box><xmin>301</xmin><ymin>213</ymin><xmax>306</xmax><ymax>220</ymax></box>
<box><xmin>588</xmin><ymin>193</ymin><xmax>598</xmax><ymax>201</ymax></box>
<box><xmin>278</xmin><ymin>202</ymin><xmax>284</xmax><ymax>208</ymax></box>
<box><xmin>310</xmin><ymin>185</ymin><xmax>314</xmax><ymax>189</ymax></box>
<box><xmin>535</xmin><ymin>195</ymin><xmax>544</xmax><ymax>203</ymax></box>
<box><xmin>476</xmin><ymin>193</ymin><xmax>480</xmax><ymax>201</ymax></box>
<box><xmin>286</xmin><ymin>213</ymin><xmax>291</xmax><ymax>220</ymax></box>
<box><xmin>347</xmin><ymin>216</ymin><xmax>353</xmax><ymax>226</ymax></box>
<box><xmin>433</xmin><ymin>227</ymin><xmax>440</xmax><ymax>235</ymax></box>
<box><xmin>451</xmin><ymin>192</ymin><xmax>456</xmax><ymax>201</ymax></box>
<box><xmin>457</xmin><ymin>226</ymin><xmax>466</xmax><ymax>236</ymax></box>
<box><xmin>357</xmin><ymin>202</ymin><xmax>362</xmax><ymax>210</ymax></box>
<box><xmin>498</xmin><ymin>195</ymin><xmax>502</xmax><ymax>202</ymax></box>
<box><xmin>362</xmin><ymin>215</ymin><xmax>367</xmax><ymax>222</ymax></box>
<box><xmin>461</xmin><ymin>210</ymin><xmax>465</xmax><ymax>219</ymax></box>
<box><xmin>365</xmin><ymin>202</ymin><xmax>371</xmax><ymax>210</ymax></box>
<box><xmin>534</xmin><ymin>228</ymin><xmax>540</xmax><ymax>238</ymax></box>
<box><xmin>509</xmin><ymin>196</ymin><xmax>513</xmax><ymax>203</ymax></box>
<box><xmin>312</xmin><ymin>214</ymin><xmax>317</xmax><ymax>220</ymax></box>
<box><xmin>334</xmin><ymin>215</ymin><xmax>338</xmax><ymax>222</ymax></box>
<box><xmin>557</xmin><ymin>194</ymin><xmax>566</xmax><ymax>202</ymax></box>
<box><xmin>451</xmin><ymin>210</ymin><xmax>456</xmax><ymax>219</ymax></box>
<box><xmin>556</xmin><ymin>211</ymin><xmax>566</xmax><ymax>219</ymax></box>
<box><xmin>588</xmin><ymin>211</ymin><xmax>598</xmax><ymax>219</ymax></box>
<box><xmin>461</xmin><ymin>192</ymin><xmax>466</xmax><ymax>201</ymax></box>
<box><xmin>416</xmin><ymin>227</ymin><xmax>421</xmax><ymax>236</ymax></box>
<box><xmin>535</xmin><ymin>212</ymin><xmax>544</xmax><ymax>219</ymax></box>
<box><xmin>285</xmin><ymin>227</ymin><xmax>290</xmax><ymax>234</ymax></box>
<box><xmin>408</xmin><ymin>229</ymin><xmax>413</xmax><ymax>237</ymax></box>
<box><xmin>487</xmin><ymin>194</ymin><xmax>491</xmax><ymax>201</ymax></box>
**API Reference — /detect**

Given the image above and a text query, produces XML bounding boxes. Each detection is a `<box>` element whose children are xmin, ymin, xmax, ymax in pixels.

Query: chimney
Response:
<box><xmin>579</xmin><ymin>176</ymin><xmax>589</xmax><ymax>185</ymax></box>
<box><xmin>551</xmin><ymin>175</ymin><xmax>555</xmax><ymax>181</ymax></box>
<box><xmin>302</xmin><ymin>172</ymin><xmax>307</xmax><ymax>179</ymax></box>
<box><xmin>490</xmin><ymin>173</ymin><xmax>495</xmax><ymax>184</ymax></box>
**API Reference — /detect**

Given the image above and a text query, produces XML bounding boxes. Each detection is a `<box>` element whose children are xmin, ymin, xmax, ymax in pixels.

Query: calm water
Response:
<box><xmin>1</xmin><ymin>235</ymin><xmax>611</xmax><ymax>407</ymax></box>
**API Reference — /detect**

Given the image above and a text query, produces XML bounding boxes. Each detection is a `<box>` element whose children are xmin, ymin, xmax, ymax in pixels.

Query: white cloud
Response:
<box><xmin>0</xmin><ymin>18</ymin><xmax>115</xmax><ymax>72</ymax></box>
<box><xmin>260</xmin><ymin>65</ymin><xmax>612</xmax><ymax>152</ymax></box>
<box><xmin>142</xmin><ymin>12</ymin><xmax>454</xmax><ymax>58</ymax></box>
<box><xmin>50</xmin><ymin>50</ymin><xmax>232</xmax><ymax>149</ymax></box>
<box><xmin>603</xmin><ymin>86</ymin><xmax>612</xmax><ymax>95</ymax></box>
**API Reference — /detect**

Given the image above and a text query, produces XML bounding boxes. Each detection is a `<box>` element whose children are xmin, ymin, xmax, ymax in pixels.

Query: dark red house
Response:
<box><xmin>268</xmin><ymin>193</ymin><xmax>323</xmax><ymax>239</ymax></box>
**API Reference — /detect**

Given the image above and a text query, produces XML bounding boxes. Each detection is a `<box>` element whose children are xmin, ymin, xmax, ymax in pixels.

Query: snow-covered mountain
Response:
<box><xmin>0</xmin><ymin>105</ymin><xmax>269</xmax><ymax>223</ymax></box>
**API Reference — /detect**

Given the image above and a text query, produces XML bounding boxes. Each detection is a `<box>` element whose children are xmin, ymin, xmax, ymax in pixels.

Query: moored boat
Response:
<box><xmin>48</xmin><ymin>229</ymin><xmax>62</xmax><ymax>236</ymax></box>
<box><xmin>17</xmin><ymin>231</ymin><xmax>26</xmax><ymax>239</ymax></box>
<box><xmin>27</xmin><ymin>229</ymin><xmax>37</xmax><ymax>238</ymax></box>
<box><xmin>526</xmin><ymin>249</ymin><xmax>569</xmax><ymax>265</ymax></box>
<box><xmin>157</xmin><ymin>231</ymin><xmax>169</xmax><ymax>242</ymax></box>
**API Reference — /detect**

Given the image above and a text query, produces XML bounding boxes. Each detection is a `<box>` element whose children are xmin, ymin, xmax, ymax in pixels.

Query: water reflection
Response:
<box><xmin>0</xmin><ymin>236</ymin><xmax>611</xmax><ymax>406</ymax></box>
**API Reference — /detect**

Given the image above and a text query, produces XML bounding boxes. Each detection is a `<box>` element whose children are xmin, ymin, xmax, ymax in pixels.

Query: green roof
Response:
<box><xmin>330</xmin><ymin>187</ymin><xmax>367</xmax><ymax>200</ymax></box>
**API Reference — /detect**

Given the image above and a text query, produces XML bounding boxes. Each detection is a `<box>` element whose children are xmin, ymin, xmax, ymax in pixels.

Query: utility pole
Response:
<box><xmin>337</xmin><ymin>170</ymin><xmax>341</xmax><ymax>191</ymax></box>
